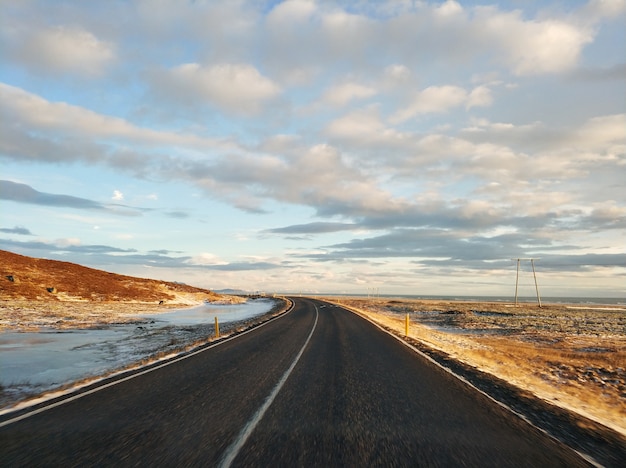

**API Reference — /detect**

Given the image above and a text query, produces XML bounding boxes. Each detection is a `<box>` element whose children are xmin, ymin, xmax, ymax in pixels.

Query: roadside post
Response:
<box><xmin>215</xmin><ymin>316</ymin><xmax>220</xmax><ymax>338</ymax></box>
<box><xmin>405</xmin><ymin>313</ymin><xmax>409</xmax><ymax>337</ymax></box>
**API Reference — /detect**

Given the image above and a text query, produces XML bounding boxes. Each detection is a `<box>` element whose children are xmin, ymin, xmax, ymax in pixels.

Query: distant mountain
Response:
<box><xmin>0</xmin><ymin>250</ymin><xmax>220</xmax><ymax>303</ymax></box>
<box><xmin>214</xmin><ymin>288</ymin><xmax>249</xmax><ymax>295</ymax></box>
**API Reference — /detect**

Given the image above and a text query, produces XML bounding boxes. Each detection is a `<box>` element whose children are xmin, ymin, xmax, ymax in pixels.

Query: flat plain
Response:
<box><xmin>326</xmin><ymin>296</ymin><xmax>625</xmax><ymax>437</ymax></box>
<box><xmin>2</xmin><ymin>250</ymin><xmax>624</xmax><ymax>447</ymax></box>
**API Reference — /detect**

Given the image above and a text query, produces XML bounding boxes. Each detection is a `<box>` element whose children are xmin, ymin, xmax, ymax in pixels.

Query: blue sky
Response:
<box><xmin>1</xmin><ymin>0</ymin><xmax>625</xmax><ymax>297</ymax></box>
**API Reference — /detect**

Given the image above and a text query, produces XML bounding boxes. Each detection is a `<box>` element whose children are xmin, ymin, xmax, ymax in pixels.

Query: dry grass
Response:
<box><xmin>327</xmin><ymin>297</ymin><xmax>626</xmax><ymax>436</ymax></box>
<box><xmin>0</xmin><ymin>249</ymin><xmax>243</xmax><ymax>331</ymax></box>
<box><xmin>0</xmin><ymin>249</ymin><xmax>221</xmax><ymax>303</ymax></box>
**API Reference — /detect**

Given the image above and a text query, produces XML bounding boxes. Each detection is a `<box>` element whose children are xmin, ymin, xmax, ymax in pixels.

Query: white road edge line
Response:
<box><xmin>218</xmin><ymin>305</ymin><xmax>319</xmax><ymax>468</ymax></box>
<box><xmin>0</xmin><ymin>300</ymin><xmax>295</xmax><ymax>429</ymax></box>
<box><xmin>341</xmin><ymin>304</ymin><xmax>603</xmax><ymax>468</ymax></box>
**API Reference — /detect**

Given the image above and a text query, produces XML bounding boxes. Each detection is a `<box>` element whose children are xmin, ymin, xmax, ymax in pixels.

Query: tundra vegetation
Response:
<box><xmin>330</xmin><ymin>296</ymin><xmax>625</xmax><ymax>436</ymax></box>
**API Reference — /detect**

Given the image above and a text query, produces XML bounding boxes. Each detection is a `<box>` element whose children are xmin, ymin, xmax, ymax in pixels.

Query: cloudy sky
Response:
<box><xmin>1</xmin><ymin>0</ymin><xmax>625</xmax><ymax>297</ymax></box>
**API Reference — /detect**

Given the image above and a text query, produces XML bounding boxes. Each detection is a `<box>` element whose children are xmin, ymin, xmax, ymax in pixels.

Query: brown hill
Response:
<box><xmin>0</xmin><ymin>250</ymin><xmax>219</xmax><ymax>303</ymax></box>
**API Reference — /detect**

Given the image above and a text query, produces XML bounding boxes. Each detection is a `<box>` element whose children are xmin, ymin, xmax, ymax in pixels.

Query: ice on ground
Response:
<box><xmin>0</xmin><ymin>298</ymin><xmax>277</xmax><ymax>408</ymax></box>
<box><xmin>142</xmin><ymin>298</ymin><xmax>276</xmax><ymax>326</ymax></box>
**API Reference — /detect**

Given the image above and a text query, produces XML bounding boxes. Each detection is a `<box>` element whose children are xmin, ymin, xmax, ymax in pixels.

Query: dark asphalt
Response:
<box><xmin>0</xmin><ymin>298</ymin><xmax>589</xmax><ymax>467</ymax></box>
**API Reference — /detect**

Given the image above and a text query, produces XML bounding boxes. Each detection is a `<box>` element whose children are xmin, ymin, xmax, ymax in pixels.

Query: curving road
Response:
<box><xmin>0</xmin><ymin>298</ymin><xmax>589</xmax><ymax>466</ymax></box>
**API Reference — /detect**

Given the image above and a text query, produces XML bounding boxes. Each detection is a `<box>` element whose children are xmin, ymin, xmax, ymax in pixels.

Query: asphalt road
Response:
<box><xmin>0</xmin><ymin>298</ymin><xmax>589</xmax><ymax>467</ymax></box>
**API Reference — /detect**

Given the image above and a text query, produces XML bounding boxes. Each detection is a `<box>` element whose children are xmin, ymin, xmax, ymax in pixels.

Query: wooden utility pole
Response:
<box><xmin>514</xmin><ymin>258</ymin><xmax>520</xmax><ymax>306</ymax></box>
<box><xmin>530</xmin><ymin>258</ymin><xmax>542</xmax><ymax>308</ymax></box>
<box><xmin>511</xmin><ymin>258</ymin><xmax>542</xmax><ymax>308</ymax></box>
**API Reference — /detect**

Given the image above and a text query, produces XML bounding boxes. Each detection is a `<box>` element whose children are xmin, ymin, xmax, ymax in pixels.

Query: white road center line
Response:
<box><xmin>219</xmin><ymin>306</ymin><xmax>319</xmax><ymax>468</ymax></box>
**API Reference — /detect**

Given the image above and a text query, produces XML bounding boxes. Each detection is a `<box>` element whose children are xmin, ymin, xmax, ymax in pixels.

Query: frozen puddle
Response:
<box><xmin>0</xmin><ymin>298</ymin><xmax>277</xmax><ymax>407</ymax></box>
<box><xmin>143</xmin><ymin>298</ymin><xmax>277</xmax><ymax>326</ymax></box>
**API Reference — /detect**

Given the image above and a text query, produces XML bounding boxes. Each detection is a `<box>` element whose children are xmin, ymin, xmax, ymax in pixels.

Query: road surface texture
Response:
<box><xmin>1</xmin><ymin>298</ymin><xmax>591</xmax><ymax>466</ymax></box>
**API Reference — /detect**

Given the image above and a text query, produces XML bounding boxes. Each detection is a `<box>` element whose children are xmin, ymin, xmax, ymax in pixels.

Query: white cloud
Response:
<box><xmin>56</xmin><ymin>237</ymin><xmax>82</xmax><ymax>247</ymax></box>
<box><xmin>578</xmin><ymin>0</ymin><xmax>626</xmax><ymax>21</ymax></box>
<box><xmin>466</xmin><ymin>85</ymin><xmax>493</xmax><ymax>109</ymax></box>
<box><xmin>186</xmin><ymin>252</ymin><xmax>228</xmax><ymax>266</ymax></box>
<box><xmin>14</xmin><ymin>26</ymin><xmax>115</xmax><ymax>77</ymax></box>
<box><xmin>391</xmin><ymin>86</ymin><xmax>468</xmax><ymax>123</ymax></box>
<box><xmin>382</xmin><ymin>64</ymin><xmax>412</xmax><ymax>90</ymax></box>
<box><xmin>283</xmin><ymin>144</ymin><xmax>409</xmax><ymax>215</ymax></box>
<box><xmin>321</xmin><ymin>82</ymin><xmax>377</xmax><ymax>106</ymax></box>
<box><xmin>576</xmin><ymin>114</ymin><xmax>626</xmax><ymax>149</ymax></box>
<box><xmin>478</xmin><ymin>10</ymin><xmax>593</xmax><ymax>75</ymax></box>
<box><xmin>158</xmin><ymin>63</ymin><xmax>281</xmax><ymax>116</ymax></box>
<box><xmin>325</xmin><ymin>107</ymin><xmax>409</xmax><ymax>149</ymax></box>
<box><xmin>322</xmin><ymin>9</ymin><xmax>372</xmax><ymax>34</ymax></box>
<box><xmin>435</xmin><ymin>0</ymin><xmax>464</xmax><ymax>18</ymax></box>
<box><xmin>266</xmin><ymin>0</ymin><xmax>317</xmax><ymax>27</ymax></box>
<box><xmin>0</xmin><ymin>83</ymin><xmax>236</xmax><ymax>154</ymax></box>
<box><xmin>192</xmin><ymin>139</ymin><xmax>406</xmax><ymax>217</ymax></box>
<box><xmin>462</xmin><ymin>114</ymin><xmax>626</xmax><ymax>155</ymax></box>
<box><xmin>326</xmin><ymin>107</ymin><xmax>386</xmax><ymax>139</ymax></box>
<box><xmin>320</xmin><ymin>9</ymin><xmax>375</xmax><ymax>58</ymax></box>
<box><xmin>112</xmin><ymin>190</ymin><xmax>124</xmax><ymax>201</ymax></box>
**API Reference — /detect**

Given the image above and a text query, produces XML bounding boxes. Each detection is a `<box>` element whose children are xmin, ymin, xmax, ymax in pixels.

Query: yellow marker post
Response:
<box><xmin>405</xmin><ymin>313</ymin><xmax>409</xmax><ymax>337</ymax></box>
<box><xmin>215</xmin><ymin>316</ymin><xmax>220</xmax><ymax>338</ymax></box>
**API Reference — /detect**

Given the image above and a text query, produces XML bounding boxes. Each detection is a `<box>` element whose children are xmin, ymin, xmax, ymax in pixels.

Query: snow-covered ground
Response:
<box><xmin>0</xmin><ymin>298</ymin><xmax>277</xmax><ymax>409</ymax></box>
